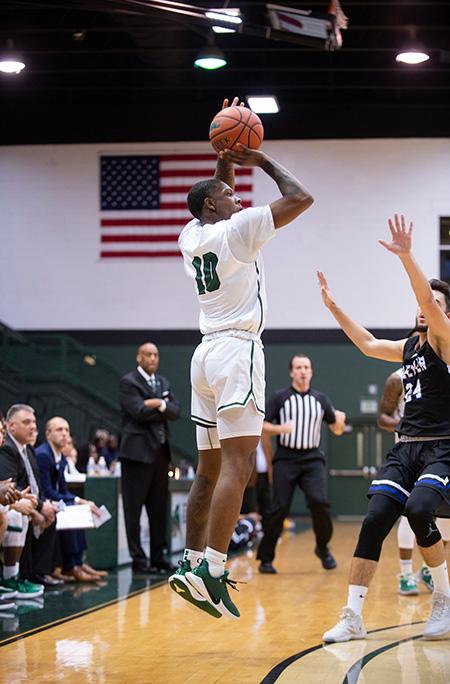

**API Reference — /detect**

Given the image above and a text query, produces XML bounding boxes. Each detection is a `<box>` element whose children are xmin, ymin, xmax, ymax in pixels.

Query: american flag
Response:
<box><xmin>99</xmin><ymin>153</ymin><xmax>254</xmax><ymax>258</ymax></box>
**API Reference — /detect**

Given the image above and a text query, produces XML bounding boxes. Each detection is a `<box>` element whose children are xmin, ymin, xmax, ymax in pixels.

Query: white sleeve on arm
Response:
<box><xmin>226</xmin><ymin>206</ymin><xmax>276</xmax><ymax>263</ymax></box>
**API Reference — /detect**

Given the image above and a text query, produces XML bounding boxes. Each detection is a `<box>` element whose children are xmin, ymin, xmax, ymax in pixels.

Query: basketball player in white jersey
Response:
<box><xmin>379</xmin><ymin>367</ymin><xmax>450</xmax><ymax>595</ymax></box>
<box><xmin>169</xmin><ymin>97</ymin><xmax>314</xmax><ymax>619</ymax></box>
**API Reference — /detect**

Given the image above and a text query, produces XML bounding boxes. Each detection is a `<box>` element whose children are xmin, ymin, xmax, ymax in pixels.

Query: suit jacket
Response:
<box><xmin>0</xmin><ymin>434</ymin><xmax>45</xmax><ymax>510</ymax></box>
<box><xmin>119</xmin><ymin>369</ymin><xmax>181</xmax><ymax>464</ymax></box>
<box><xmin>35</xmin><ymin>441</ymin><xmax>75</xmax><ymax>505</ymax></box>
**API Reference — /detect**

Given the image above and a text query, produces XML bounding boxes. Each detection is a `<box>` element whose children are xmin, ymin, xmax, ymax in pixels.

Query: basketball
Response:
<box><xmin>209</xmin><ymin>106</ymin><xmax>264</xmax><ymax>153</ymax></box>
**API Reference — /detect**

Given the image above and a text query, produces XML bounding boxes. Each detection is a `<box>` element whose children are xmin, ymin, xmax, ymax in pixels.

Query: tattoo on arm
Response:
<box><xmin>261</xmin><ymin>157</ymin><xmax>310</xmax><ymax>200</ymax></box>
<box><xmin>378</xmin><ymin>374</ymin><xmax>403</xmax><ymax>431</ymax></box>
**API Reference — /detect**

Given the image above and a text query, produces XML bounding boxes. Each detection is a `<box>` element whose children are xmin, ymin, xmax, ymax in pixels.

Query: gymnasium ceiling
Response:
<box><xmin>1</xmin><ymin>0</ymin><xmax>450</xmax><ymax>145</ymax></box>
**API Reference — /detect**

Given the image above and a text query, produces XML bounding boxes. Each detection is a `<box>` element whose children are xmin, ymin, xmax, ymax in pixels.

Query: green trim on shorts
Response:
<box><xmin>255</xmin><ymin>261</ymin><xmax>263</xmax><ymax>334</ymax></box>
<box><xmin>216</xmin><ymin>341</ymin><xmax>265</xmax><ymax>416</ymax></box>
<box><xmin>191</xmin><ymin>414</ymin><xmax>217</xmax><ymax>428</ymax></box>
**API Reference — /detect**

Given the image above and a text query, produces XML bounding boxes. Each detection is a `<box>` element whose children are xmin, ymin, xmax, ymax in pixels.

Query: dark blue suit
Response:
<box><xmin>35</xmin><ymin>442</ymin><xmax>86</xmax><ymax>570</ymax></box>
<box><xmin>35</xmin><ymin>442</ymin><xmax>75</xmax><ymax>505</ymax></box>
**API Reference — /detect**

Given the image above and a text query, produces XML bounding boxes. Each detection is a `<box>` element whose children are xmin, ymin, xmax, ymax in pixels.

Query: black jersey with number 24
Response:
<box><xmin>398</xmin><ymin>335</ymin><xmax>450</xmax><ymax>437</ymax></box>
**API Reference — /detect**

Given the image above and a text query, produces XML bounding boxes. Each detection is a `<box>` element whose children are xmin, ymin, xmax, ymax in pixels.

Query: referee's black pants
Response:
<box><xmin>257</xmin><ymin>448</ymin><xmax>333</xmax><ymax>563</ymax></box>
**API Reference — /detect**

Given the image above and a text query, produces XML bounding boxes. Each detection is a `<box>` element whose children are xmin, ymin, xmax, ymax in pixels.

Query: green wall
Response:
<box><xmin>90</xmin><ymin>340</ymin><xmax>396</xmax><ymax>461</ymax></box>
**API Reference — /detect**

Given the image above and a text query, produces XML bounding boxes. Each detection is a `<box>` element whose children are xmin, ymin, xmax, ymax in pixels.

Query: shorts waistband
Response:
<box><xmin>202</xmin><ymin>329</ymin><xmax>262</xmax><ymax>344</ymax></box>
<box><xmin>399</xmin><ymin>434</ymin><xmax>450</xmax><ymax>442</ymax></box>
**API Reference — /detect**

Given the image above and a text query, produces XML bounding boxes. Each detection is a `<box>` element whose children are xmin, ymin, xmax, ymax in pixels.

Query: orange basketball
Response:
<box><xmin>209</xmin><ymin>106</ymin><xmax>264</xmax><ymax>153</ymax></box>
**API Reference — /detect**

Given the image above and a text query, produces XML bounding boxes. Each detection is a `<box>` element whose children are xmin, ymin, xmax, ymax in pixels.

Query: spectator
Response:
<box><xmin>35</xmin><ymin>416</ymin><xmax>107</xmax><ymax>582</ymax></box>
<box><xmin>102</xmin><ymin>434</ymin><xmax>120</xmax><ymax>470</ymax></box>
<box><xmin>1</xmin><ymin>404</ymin><xmax>57</xmax><ymax>594</ymax></box>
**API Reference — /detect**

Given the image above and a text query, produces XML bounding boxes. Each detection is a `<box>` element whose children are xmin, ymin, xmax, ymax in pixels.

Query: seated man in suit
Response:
<box><xmin>0</xmin><ymin>412</ymin><xmax>31</xmax><ymax>608</ymax></box>
<box><xmin>2</xmin><ymin>404</ymin><xmax>58</xmax><ymax>594</ymax></box>
<box><xmin>36</xmin><ymin>416</ymin><xmax>106</xmax><ymax>582</ymax></box>
<box><xmin>119</xmin><ymin>342</ymin><xmax>181</xmax><ymax>573</ymax></box>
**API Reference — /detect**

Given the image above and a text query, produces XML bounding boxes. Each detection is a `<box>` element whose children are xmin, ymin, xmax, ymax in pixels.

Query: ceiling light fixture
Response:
<box><xmin>0</xmin><ymin>39</ymin><xmax>25</xmax><ymax>74</ymax></box>
<box><xmin>396</xmin><ymin>28</ymin><xmax>430</xmax><ymax>65</ymax></box>
<box><xmin>247</xmin><ymin>96</ymin><xmax>279</xmax><ymax>113</ymax></box>
<box><xmin>396</xmin><ymin>49</ymin><xmax>429</xmax><ymax>65</ymax></box>
<box><xmin>194</xmin><ymin>40</ymin><xmax>227</xmax><ymax>70</ymax></box>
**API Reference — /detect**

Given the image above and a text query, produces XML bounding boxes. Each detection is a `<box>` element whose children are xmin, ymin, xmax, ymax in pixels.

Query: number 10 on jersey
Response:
<box><xmin>192</xmin><ymin>252</ymin><xmax>221</xmax><ymax>295</ymax></box>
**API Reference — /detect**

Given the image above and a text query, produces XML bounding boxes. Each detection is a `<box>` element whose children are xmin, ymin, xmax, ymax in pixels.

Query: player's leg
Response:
<box><xmin>404</xmin><ymin>485</ymin><xmax>450</xmax><ymax>639</ymax></box>
<box><xmin>299</xmin><ymin>454</ymin><xmax>335</xmax><ymax>570</ymax></box>
<box><xmin>397</xmin><ymin>515</ymin><xmax>419</xmax><ymax>595</ymax></box>
<box><xmin>185</xmin><ymin>336</ymin><xmax>265</xmax><ymax>618</ymax></box>
<box><xmin>256</xmin><ymin>457</ymin><xmax>299</xmax><ymax>573</ymax></box>
<box><xmin>436</xmin><ymin>516</ymin><xmax>450</xmax><ymax>548</ymax></box>
<box><xmin>169</xmin><ymin>343</ymin><xmax>224</xmax><ymax>618</ymax></box>
<box><xmin>323</xmin><ymin>493</ymin><xmax>403</xmax><ymax>643</ymax></box>
<box><xmin>186</xmin><ymin>402</ymin><xmax>263</xmax><ymax>619</ymax></box>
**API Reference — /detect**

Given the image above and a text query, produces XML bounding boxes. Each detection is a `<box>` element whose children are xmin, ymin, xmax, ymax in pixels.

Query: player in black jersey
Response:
<box><xmin>318</xmin><ymin>214</ymin><xmax>450</xmax><ymax>642</ymax></box>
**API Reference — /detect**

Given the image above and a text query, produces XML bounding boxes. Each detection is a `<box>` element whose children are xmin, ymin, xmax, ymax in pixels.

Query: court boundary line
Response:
<box><xmin>259</xmin><ymin>621</ymin><xmax>426</xmax><ymax>684</ymax></box>
<box><xmin>342</xmin><ymin>632</ymin><xmax>424</xmax><ymax>683</ymax></box>
<box><xmin>0</xmin><ymin>578</ymin><xmax>167</xmax><ymax>648</ymax></box>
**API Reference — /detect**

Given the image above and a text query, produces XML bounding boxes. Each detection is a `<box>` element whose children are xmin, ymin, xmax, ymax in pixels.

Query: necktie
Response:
<box><xmin>148</xmin><ymin>376</ymin><xmax>166</xmax><ymax>444</ymax></box>
<box><xmin>21</xmin><ymin>446</ymin><xmax>40</xmax><ymax>496</ymax></box>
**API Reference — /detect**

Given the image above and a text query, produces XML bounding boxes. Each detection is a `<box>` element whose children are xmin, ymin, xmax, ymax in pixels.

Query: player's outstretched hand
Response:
<box><xmin>379</xmin><ymin>214</ymin><xmax>413</xmax><ymax>257</ymax></box>
<box><xmin>222</xmin><ymin>97</ymin><xmax>245</xmax><ymax>109</ymax></box>
<box><xmin>317</xmin><ymin>271</ymin><xmax>335</xmax><ymax>309</ymax></box>
<box><xmin>219</xmin><ymin>143</ymin><xmax>266</xmax><ymax>167</ymax></box>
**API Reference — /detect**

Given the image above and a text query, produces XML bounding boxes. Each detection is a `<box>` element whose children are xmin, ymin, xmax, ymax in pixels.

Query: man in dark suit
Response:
<box><xmin>35</xmin><ymin>416</ymin><xmax>105</xmax><ymax>582</ymax></box>
<box><xmin>2</xmin><ymin>404</ymin><xmax>59</xmax><ymax>590</ymax></box>
<box><xmin>119</xmin><ymin>342</ymin><xmax>181</xmax><ymax>573</ymax></box>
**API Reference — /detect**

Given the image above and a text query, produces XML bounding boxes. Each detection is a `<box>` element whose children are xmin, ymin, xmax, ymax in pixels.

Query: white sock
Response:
<box><xmin>205</xmin><ymin>546</ymin><xmax>227</xmax><ymax>578</ymax></box>
<box><xmin>183</xmin><ymin>548</ymin><xmax>203</xmax><ymax>567</ymax></box>
<box><xmin>400</xmin><ymin>559</ymin><xmax>413</xmax><ymax>576</ymax></box>
<box><xmin>347</xmin><ymin>585</ymin><xmax>368</xmax><ymax>616</ymax></box>
<box><xmin>429</xmin><ymin>561</ymin><xmax>450</xmax><ymax>597</ymax></box>
<box><xmin>3</xmin><ymin>563</ymin><xmax>19</xmax><ymax>580</ymax></box>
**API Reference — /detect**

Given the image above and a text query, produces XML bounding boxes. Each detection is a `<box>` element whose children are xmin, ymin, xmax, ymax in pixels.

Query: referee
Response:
<box><xmin>257</xmin><ymin>354</ymin><xmax>346</xmax><ymax>573</ymax></box>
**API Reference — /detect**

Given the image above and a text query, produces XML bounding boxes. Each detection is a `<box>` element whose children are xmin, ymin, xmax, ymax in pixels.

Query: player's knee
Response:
<box><xmin>404</xmin><ymin>496</ymin><xmax>441</xmax><ymax>547</ymax></box>
<box><xmin>354</xmin><ymin>509</ymin><xmax>390</xmax><ymax>561</ymax></box>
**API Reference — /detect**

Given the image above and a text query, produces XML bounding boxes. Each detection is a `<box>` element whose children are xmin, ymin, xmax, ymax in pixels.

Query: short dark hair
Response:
<box><xmin>429</xmin><ymin>278</ymin><xmax>450</xmax><ymax>312</ymax></box>
<box><xmin>187</xmin><ymin>178</ymin><xmax>223</xmax><ymax>219</ymax></box>
<box><xmin>289</xmin><ymin>354</ymin><xmax>312</xmax><ymax>371</ymax></box>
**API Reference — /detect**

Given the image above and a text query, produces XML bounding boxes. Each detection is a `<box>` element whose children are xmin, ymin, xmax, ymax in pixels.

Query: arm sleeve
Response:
<box><xmin>36</xmin><ymin>453</ymin><xmax>64</xmax><ymax>502</ymax></box>
<box><xmin>265</xmin><ymin>392</ymin><xmax>281</xmax><ymax>424</ymax></box>
<box><xmin>226</xmin><ymin>206</ymin><xmax>276</xmax><ymax>263</ymax></box>
<box><xmin>320</xmin><ymin>394</ymin><xmax>337</xmax><ymax>424</ymax></box>
<box><xmin>0</xmin><ymin>448</ymin><xmax>20</xmax><ymax>481</ymax></box>
<box><xmin>164</xmin><ymin>390</ymin><xmax>181</xmax><ymax>421</ymax></box>
<box><xmin>119</xmin><ymin>377</ymin><xmax>166</xmax><ymax>423</ymax></box>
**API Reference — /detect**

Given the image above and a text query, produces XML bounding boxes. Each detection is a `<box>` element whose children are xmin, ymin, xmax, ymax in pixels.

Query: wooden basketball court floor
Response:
<box><xmin>0</xmin><ymin>521</ymin><xmax>448</xmax><ymax>684</ymax></box>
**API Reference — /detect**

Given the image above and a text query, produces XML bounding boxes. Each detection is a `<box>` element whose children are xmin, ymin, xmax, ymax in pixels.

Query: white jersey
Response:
<box><xmin>179</xmin><ymin>205</ymin><xmax>276</xmax><ymax>335</ymax></box>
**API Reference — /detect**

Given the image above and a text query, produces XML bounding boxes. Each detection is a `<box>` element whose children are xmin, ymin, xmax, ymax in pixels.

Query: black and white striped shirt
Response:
<box><xmin>266</xmin><ymin>387</ymin><xmax>336</xmax><ymax>451</ymax></box>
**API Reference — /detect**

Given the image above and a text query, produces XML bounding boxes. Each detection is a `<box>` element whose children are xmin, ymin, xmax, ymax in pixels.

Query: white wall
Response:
<box><xmin>1</xmin><ymin>138</ymin><xmax>449</xmax><ymax>330</ymax></box>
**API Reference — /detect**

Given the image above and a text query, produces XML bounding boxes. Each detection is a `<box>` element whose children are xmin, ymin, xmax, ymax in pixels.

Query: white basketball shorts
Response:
<box><xmin>191</xmin><ymin>331</ymin><xmax>265</xmax><ymax>450</ymax></box>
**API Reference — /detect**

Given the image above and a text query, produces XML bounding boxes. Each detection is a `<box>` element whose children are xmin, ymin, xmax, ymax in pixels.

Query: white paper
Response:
<box><xmin>65</xmin><ymin>472</ymin><xmax>86</xmax><ymax>483</ymax></box>
<box><xmin>92</xmin><ymin>505</ymin><xmax>112</xmax><ymax>529</ymax></box>
<box><xmin>56</xmin><ymin>503</ymin><xmax>94</xmax><ymax>530</ymax></box>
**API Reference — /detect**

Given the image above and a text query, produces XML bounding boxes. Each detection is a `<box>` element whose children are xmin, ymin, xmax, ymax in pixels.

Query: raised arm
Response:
<box><xmin>214</xmin><ymin>97</ymin><xmax>243</xmax><ymax>190</ymax></box>
<box><xmin>317</xmin><ymin>271</ymin><xmax>406</xmax><ymax>362</ymax></box>
<box><xmin>377</xmin><ymin>371</ymin><xmax>403</xmax><ymax>432</ymax></box>
<box><xmin>379</xmin><ymin>214</ymin><xmax>450</xmax><ymax>355</ymax></box>
<box><xmin>219</xmin><ymin>145</ymin><xmax>313</xmax><ymax>228</ymax></box>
